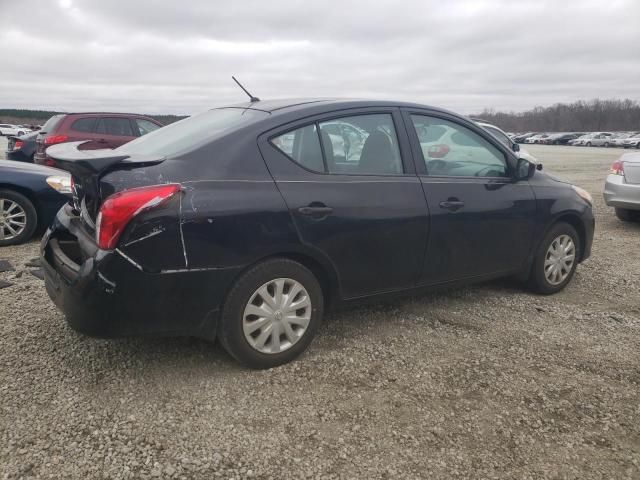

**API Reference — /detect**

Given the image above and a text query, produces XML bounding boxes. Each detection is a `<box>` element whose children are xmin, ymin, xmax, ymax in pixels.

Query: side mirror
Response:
<box><xmin>512</xmin><ymin>143</ymin><xmax>520</xmax><ymax>152</ymax></box>
<box><xmin>515</xmin><ymin>157</ymin><xmax>536</xmax><ymax>181</ymax></box>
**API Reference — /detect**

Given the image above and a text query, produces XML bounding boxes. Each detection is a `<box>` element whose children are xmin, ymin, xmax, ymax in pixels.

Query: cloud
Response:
<box><xmin>0</xmin><ymin>0</ymin><xmax>638</xmax><ymax>114</ymax></box>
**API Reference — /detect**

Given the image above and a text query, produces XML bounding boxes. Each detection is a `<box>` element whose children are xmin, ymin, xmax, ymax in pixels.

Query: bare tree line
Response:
<box><xmin>474</xmin><ymin>99</ymin><xmax>640</xmax><ymax>133</ymax></box>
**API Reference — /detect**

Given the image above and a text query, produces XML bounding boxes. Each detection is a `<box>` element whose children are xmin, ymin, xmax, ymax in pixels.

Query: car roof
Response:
<box><xmin>62</xmin><ymin>112</ymin><xmax>155</xmax><ymax>118</ymax></box>
<box><xmin>214</xmin><ymin>97</ymin><xmax>458</xmax><ymax>117</ymax></box>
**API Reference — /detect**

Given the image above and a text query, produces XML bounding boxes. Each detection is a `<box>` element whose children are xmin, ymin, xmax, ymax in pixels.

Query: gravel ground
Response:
<box><xmin>1</xmin><ymin>141</ymin><xmax>639</xmax><ymax>479</ymax></box>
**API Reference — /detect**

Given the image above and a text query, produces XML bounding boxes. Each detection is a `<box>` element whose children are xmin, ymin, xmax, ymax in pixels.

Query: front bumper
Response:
<box><xmin>41</xmin><ymin>205</ymin><xmax>240</xmax><ymax>340</ymax></box>
<box><xmin>603</xmin><ymin>174</ymin><xmax>640</xmax><ymax>210</ymax></box>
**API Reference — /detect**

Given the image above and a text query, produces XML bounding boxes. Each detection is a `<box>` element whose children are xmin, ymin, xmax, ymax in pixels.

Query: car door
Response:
<box><xmin>95</xmin><ymin>117</ymin><xmax>137</xmax><ymax>148</ymax></box>
<box><xmin>403</xmin><ymin>110</ymin><xmax>537</xmax><ymax>285</ymax></box>
<box><xmin>259</xmin><ymin>109</ymin><xmax>429</xmax><ymax>299</ymax></box>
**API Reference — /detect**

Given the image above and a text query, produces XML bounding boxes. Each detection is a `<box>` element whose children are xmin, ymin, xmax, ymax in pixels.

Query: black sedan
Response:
<box><xmin>0</xmin><ymin>161</ymin><xmax>71</xmax><ymax>246</ymax></box>
<box><xmin>41</xmin><ymin>99</ymin><xmax>595</xmax><ymax>368</ymax></box>
<box><xmin>6</xmin><ymin>131</ymin><xmax>38</xmax><ymax>162</ymax></box>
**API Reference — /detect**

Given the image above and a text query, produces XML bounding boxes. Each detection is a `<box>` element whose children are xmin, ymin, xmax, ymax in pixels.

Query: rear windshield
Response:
<box><xmin>41</xmin><ymin>114</ymin><xmax>64</xmax><ymax>134</ymax></box>
<box><xmin>117</xmin><ymin>108</ymin><xmax>269</xmax><ymax>157</ymax></box>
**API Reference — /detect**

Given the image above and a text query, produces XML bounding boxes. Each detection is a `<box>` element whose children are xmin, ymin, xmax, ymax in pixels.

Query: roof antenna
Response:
<box><xmin>232</xmin><ymin>76</ymin><xmax>260</xmax><ymax>103</ymax></box>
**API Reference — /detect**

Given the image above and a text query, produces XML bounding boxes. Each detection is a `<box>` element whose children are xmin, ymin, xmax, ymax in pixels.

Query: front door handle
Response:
<box><xmin>298</xmin><ymin>205</ymin><xmax>333</xmax><ymax>216</ymax></box>
<box><xmin>439</xmin><ymin>199</ymin><xmax>465</xmax><ymax>211</ymax></box>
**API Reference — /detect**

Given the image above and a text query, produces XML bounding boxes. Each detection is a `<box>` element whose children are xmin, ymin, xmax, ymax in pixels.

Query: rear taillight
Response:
<box><xmin>610</xmin><ymin>160</ymin><xmax>624</xmax><ymax>175</ymax></box>
<box><xmin>13</xmin><ymin>140</ymin><xmax>23</xmax><ymax>150</ymax></box>
<box><xmin>44</xmin><ymin>134</ymin><xmax>69</xmax><ymax>145</ymax></box>
<box><xmin>96</xmin><ymin>184</ymin><xmax>181</xmax><ymax>250</ymax></box>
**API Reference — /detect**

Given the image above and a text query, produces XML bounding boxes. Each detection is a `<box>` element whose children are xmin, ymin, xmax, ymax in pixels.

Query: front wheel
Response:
<box><xmin>0</xmin><ymin>189</ymin><xmax>38</xmax><ymax>246</ymax></box>
<box><xmin>218</xmin><ymin>258</ymin><xmax>324</xmax><ymax>369</ymax></box>
<box><xmin>528</xmin><ymin>223</ymin><xmax>580</xmax><ymax>295</ymax></box>
<box><xmin>615</xmin><ymin>208</ymin><xmax>635</xmax><ymax>222</ymax></box>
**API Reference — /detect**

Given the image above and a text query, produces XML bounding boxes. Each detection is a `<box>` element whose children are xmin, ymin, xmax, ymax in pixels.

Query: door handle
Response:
<box><xmin>439</xmin><ymin>200</ymin><xmax>465</xmax><ymax>211</ymax></box>
<box><xmin>97</xmin><ymin>138</ymin><xmax>108</xmax><ymax>144</ymax></box>
<box><xmin>298</xmin><ymin>205</ymin><xmax>333</xmax><ymax>216</ymax></box>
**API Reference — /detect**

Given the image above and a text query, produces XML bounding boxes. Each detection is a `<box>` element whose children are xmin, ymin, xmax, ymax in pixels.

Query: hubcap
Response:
<box><xmin>544</xmin><ymin>234</ymin><xmax>575</xmax><ymax>285</ymax></box>
<box><xmin>242</xmin><ymin>278</ymin><xmax>311</xmax><ymax>354</ymax></box>
<box><xmin>0</xmin><ymin>198</ymin><xmax>27</xmax><ymax>241</ymax></box>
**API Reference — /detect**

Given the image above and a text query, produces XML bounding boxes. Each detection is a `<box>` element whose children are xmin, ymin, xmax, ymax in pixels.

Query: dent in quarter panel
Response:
<box><xmin>179</xmin><ymin>180</ymin><xmax>300</xmax><ymax>269</ymax></box>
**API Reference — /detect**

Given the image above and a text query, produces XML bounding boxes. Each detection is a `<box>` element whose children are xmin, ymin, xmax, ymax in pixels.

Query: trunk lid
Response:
<box><xmin>624</xmin><ymin>162</ymin><xmax>640</xmax><ymax>184</ymax></box>
<box><xmin>45</xmin><ymin>141</ymin><xmax>165</xmax><ymax>222</ymax></box>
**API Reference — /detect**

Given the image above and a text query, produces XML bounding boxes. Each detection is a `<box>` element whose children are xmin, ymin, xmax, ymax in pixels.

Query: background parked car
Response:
<box><xmin>34</xmin><ymin>113</ymin><xmax>163</xmax><ymax>167</ymax></box>
<box><xmin>603</xmin><ymin>152</ymin><xmax>640</xmax><ymax>221</ymax></box>
<box><xmin>6</xmin><ymin>132</ymin><xmax>38</xmax><ymax>162</ymax></box>
<box><xmin>0</xmin><ymin>160</ymin><xmax>71</xmax><ymax>246</ymax></box>
<box><xmin>585</xmin><ymin>132</ymin><xmax>614</xmax><ymax>147</ymax></box>
<box><xmin>0</xmin><ymin>124</ymin><xmax>32</xmax><ymax>136</ymax></box>
<box><xmin>475</xmin><ymin>120</ymin><xmax>537</xmax><ymax>163</ymax></box>
<box><xmin>525</xmin><ymin>133</ymin><xmax>549</xmax><ymax>144</ymax></box>
<box><xmin>512</xmin><ymin>132</ymin><xmax>537</xmax><ymax>143</ymax></box>
<box><xmin>569</xmin><ymin>134</ymin><xmax>595</xmax><ymax>146</ymax></box>
<box><xmin>609</xmin><ymin>132</ymin><xmax>638</xmax><ymax>147</ymax></box>
<box><xmin>544</xmin><ymin>133</ymin><xmax>583</xmax><ymax>145</ymax></box>
<box><xmin>621</xmin><ymin>134</ymin><xmax>640</xmax><ymax>149</ymax></box>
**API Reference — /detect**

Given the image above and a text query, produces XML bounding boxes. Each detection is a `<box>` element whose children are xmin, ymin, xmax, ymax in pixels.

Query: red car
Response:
<box><xmin>34</xmin><ymin>113</ymin><xmax>163</xmax><ymax>167</ymax></box>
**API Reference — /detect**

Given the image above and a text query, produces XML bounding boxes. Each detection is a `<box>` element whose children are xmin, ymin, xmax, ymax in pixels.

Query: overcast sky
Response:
<box><xmin>1</xmin><ymin>0</ymin><xmax>639</xmax><ymax>115</ymax></box>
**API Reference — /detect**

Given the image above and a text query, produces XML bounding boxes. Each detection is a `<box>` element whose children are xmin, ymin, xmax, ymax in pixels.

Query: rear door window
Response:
<box><xmin>271</xmin><ymin>113</ymin><xmax>404</xmax><ymax>176</ymax></box>
<box><xmin>70</xmin><ymin>117</ymin><xmax>97</xmax><ymax>133</ymax></box>
<box><xmin>96</xmin><ymin>117</ymin><xmax>134</xmax><ymax>136</ymax></box>
<box><xmin>272</xmin><ymin>125</ymin><xmax>324</xmax><ymax>172</ymax></box>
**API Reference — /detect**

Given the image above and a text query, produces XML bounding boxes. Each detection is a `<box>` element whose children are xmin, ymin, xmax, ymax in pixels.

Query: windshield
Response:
<box><xmin>117</xmin><ymin>107</ymin><xmax>269</xmax><ymax>157</ymax></box>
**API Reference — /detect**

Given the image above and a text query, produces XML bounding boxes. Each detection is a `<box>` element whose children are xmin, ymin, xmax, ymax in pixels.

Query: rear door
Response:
<box><xmin>403</xmin><ymin>110</ymin><xmax>537</xmax><ymax>284</ymax></box>
<box><xmin>95</xmin><ymin>117</ymin><xmax>137</xmax><ymax>148</ymax></box>
<box><xmin>259</xmin><ymin>108</ymin><xmax>429</xmax><ymax>299</ymax></box>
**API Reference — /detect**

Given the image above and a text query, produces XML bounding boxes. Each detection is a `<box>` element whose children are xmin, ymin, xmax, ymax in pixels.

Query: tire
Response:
<box><xmin>218</xmin><ymin>258</ymin><xmax>324</xmax><ymax>369</ymax></box>
<box><xmin>17</xmin><ymin>131</ymin><xmax>24</xmax><ymax>136</ymax></box>
<box><xmin>528</xmin><ymin>222</ymin><xmax>580</xmax><ymax>295</ymax></box>
<box><xmin>0</xmin><ymin>189</ymin><xmax>38</xmax><ymax>246</ymax></box>
<box><xmin>615</xmin><ymin>208</ymin><xmax>635</xmax><ymax>222</ymax></box>
<box><xmin>604</xmin><ymin>142</ymin><xmax>609</xmax><ymax>148</ymax></box>
<box><xmin>586</xmin><ymin>142</ymin><xmax>592</xmax><ymax>147</ymax></box>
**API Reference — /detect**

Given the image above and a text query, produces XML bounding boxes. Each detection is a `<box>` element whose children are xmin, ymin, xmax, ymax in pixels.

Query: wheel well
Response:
<box><xmin>0</xmin><ymin>184</ymin><xmax>40</xmax><ymax>225</ymax></box>
<box><xmin>553</xmin><ymin>214</ymin><xmax>587</xmax><ymax>262</ymax></box>
<box><xmin>268</xmin><ymin>252</ymin><xmax>338</xmax><ymax>309</ymax></box>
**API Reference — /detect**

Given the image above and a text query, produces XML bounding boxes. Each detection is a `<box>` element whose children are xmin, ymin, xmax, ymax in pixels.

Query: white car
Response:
<box><xmin>622</xmin><ymin>134</ymin><xmax>640</xmax><ymax>149</ymax></box>
<box><xmin>525</xmin><ymin>134</ymin><xmax>549</xmax><ymax>144</ymax></box>
<box><xmin>0</xmin><ymin>124</ymin><xmax>32</xmax><ymax>136</ymax></box>
<box><xmin>476</xmin><ymin>121</ymin><xmax>537</xmax><ymax>163</ymax></box>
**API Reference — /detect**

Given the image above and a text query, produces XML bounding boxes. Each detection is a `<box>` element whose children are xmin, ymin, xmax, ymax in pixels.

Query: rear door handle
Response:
<box><xmin>298</xmin><ymin>205</ymin><xmax>333</xmax><ymax>216</ymax></box>
<box><xmin>439</xmin><ymin>200</ymin><xmax>465</xmax><ymax>211</ymax></box>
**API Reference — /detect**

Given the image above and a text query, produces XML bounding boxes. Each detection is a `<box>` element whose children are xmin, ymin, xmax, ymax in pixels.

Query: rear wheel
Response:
<box><xmin>604</xmin><ymin>142</ymin><xmax>610</xmax><ymax>148</ymax></box>
<box><xmin>218</xmin><ymin>258</ymin><xmax>324</xmax><ymax>369</ymax></box>
<box><xmin>615</xmin><ymin>208</ymin><xmax>635</xmax><ymax>222</ymax></box>
<box><xmin>586</xmin><ymin>142</ymin><xmax>592</xmax><ymax>147</ymax></box>
<box><xmin>528</xmin><ymin>222</ymin><xmax>580</xmax><ymax>295</ymax></box>
<box><xmin>0</xmin><ymin>189</ymin><xmax>38</xmax><ymax>246</ymax></box>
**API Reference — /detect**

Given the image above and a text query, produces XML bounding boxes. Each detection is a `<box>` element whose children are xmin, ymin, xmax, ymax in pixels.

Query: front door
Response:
<box><xmin>404</xmin><ymin>111</ymin><xmax>537</xmax><ymax>285</ymax></box>
<box><xmin>259</xmin><ymin>110</ymin><xmax>429</xmax><ymax>299</ymax></box>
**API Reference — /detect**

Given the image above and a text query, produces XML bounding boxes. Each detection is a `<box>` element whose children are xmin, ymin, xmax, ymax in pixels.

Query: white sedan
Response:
<box><xmin>0</xmin><ymin>124</ymin><xmax>32</xmax><ymax>136</ymax></box>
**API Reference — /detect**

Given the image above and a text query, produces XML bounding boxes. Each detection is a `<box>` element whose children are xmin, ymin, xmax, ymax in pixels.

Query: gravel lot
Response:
<box><xmin>1</xmin><ymin>139</ymin><xmax>639</xmax><ymax>479</ymax></box>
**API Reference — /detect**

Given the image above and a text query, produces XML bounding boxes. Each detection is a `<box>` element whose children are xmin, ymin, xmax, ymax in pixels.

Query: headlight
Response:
<box><xmin>572</xmin><ymin>185</ymin><xmax>593</xmax><ymax>205</ymax></box>
<box><xmin>46</xmin><ymin>175</ymin><xmax>73</xmax><ymax>194</ymax></box>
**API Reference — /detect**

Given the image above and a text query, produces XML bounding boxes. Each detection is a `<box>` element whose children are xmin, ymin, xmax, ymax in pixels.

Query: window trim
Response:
<box><xmin>401</xmin><ymin>109</ymin><xmax>516</xmax><ymax>180</ymax></box>
<box><xmin>267</xmin><ymin>109</ymin><xmax>413</xmax><ymax>177</ymax></box>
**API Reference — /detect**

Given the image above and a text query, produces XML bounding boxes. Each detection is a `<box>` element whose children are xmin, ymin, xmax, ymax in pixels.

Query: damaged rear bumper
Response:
<box><xmin>41</xmin><ymin>204</ymin><xmax>240</xmax><ymax>340</ymax></box>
